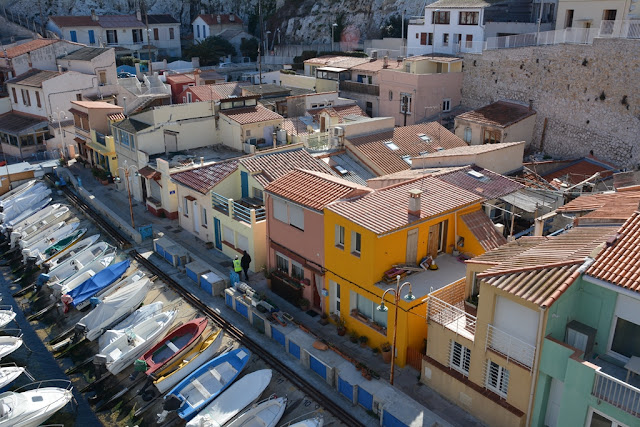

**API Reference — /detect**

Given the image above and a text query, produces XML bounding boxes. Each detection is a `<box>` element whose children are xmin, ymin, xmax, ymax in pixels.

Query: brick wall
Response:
<box><xmin>461</xmin><ymin>38</ymin><xmax>640</xmax><ymax>167</ymax></box>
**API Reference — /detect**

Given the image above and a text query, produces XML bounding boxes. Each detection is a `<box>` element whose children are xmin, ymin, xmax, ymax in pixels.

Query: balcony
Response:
<box><xmin>588</xmin><ymin>356</ymin><xmax>640</xmax><ymax>418</ymax></box>
<box><xmin>427</xmin><ymin>278</ymin><xmax>476</xmax><ymax>341</ymax></box>
<box><xmin>212</xmin><ymin>191</ymin><xmax>266</xmax><ymax>225</ymax></box>
<box><xmin>599</xmin><ymin>20</ymin><xmax>640</xmax><ymax>38</ymax></box>
<box><xmin>339</xmin><ymin>80</ymin><xmax>380</xmax><ymax>96</ymax></box>
<box><xmin>485</xmin><ymin>324</ymin><xmax>536</xmax><ymax>370</ymax></box>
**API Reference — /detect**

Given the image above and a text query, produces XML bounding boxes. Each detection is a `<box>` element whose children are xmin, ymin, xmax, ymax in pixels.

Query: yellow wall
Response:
<box><xmin>323</xmin><ymin>202</ymin><xmax>486</xmax><ymax>366</ymax></box>
<box><xmin>87</xmin><ymin>130</ymin><xmax>118</xmax><ymax>177</ymax></box>
<box><xmin>315</xmin><ymin>79</ymin><xmax>339</xmax><ymax>94</ymax></box>
<box><xmin>408</xmin><ymin>58</ymin><xmax>462</xmax><ymax>74</ymax></box>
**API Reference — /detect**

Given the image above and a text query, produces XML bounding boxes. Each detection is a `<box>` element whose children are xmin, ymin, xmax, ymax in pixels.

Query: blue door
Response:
<box><xmin>272</xmin><ymin>327</ymin><xmax>285</xmax><ymax>346</ymax></box>
<box><xmin>225</xmin><ymin>292</ymin><xmax>233</xmax><ymax>308</ymax></box>
<box><xmin>382</xmin><ymin>410</ymin><xmax>408</xmax><ymax>427</ymax></box>
<box><xmin>236</xmin><ymin>301</ymin><xmax>248</xmax><ymax>318</ymax></box>
<box><xmin>214</xmin><ymin>218</ymin><xmax>222</xmax><ymax>250</ymax></box>
<box><xmin>70</xmin><ymin>30</ymin><xmax>77</xmax><ymax>42</ymax></box>
<box><xmin>155</xmin><ymin>243</ymin><xmax>165</xmax><ymax>257</ymax></box>
<box><xmin>358</xmin><ymin>388</ymin><xmax>373</xmax><ymax>410</ymax></box>
<box><xmin>338</xmin><ymin>377</ymin><xmax>353</xmax><ymax>401</ymax></box>
<box><xmin>309</xmin><ymin>355</ymin><xmax>326</xmax><ymax>379</ymax></box>
<box><xmin>88</xmin><ymin>30</ymin><xmax>95</xmax><ymax>44</ymax></box>
<box><xmin>240</xmin><ymin>171</ymin><xmax>249</xmax><ymax>198</ymax></box>
<box><xmin>288</xmin><ymin>341</ymin><xmax>300</xmax><ymax>359</ymax></box>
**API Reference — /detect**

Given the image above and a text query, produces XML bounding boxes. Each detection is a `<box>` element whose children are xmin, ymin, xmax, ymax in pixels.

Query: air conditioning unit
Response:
<box><xmin>370</xmin><ymin>50</ymin><xmax>378</xmax><ymax>60</ymax></box>
<box><xmin>333</xmin><ymin>127</ymin><xmax>344</xmax><ymax>137</ymax></box>
<box><xmin>247</xmin><ymin>137</ymin><xmax>257</xmax><ymax>145</ymax></box>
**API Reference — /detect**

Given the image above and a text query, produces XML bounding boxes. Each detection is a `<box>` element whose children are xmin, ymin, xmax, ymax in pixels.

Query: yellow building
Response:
<box><xmin>323</xmin><ymin>174</ymin><xmax>506</xmax><ymax>367</ymax></box>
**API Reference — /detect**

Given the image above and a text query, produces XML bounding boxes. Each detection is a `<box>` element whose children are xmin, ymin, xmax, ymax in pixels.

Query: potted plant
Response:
<box><xmin>298</xmin><ymin>298</ymin><xmax>310</xmax><ymax>311</ymax></box>
<box><xmin>359</xmin><ymin>335</ymin><xmax>369</xmax><ymax>348</ymax></box>
<box><xmin>319</xmin><ymin>312</ymin><xmax>329</xmax><ymax>326</ymax></box>
<box><xmin>372</xmin><ymin>347</ymin><xmax>380</xmax><ymax>355</ymax></box>
<box><xmin>336</xmin><ymin>317</ymin><xmax>346</xmax><ymax>336</ymax></box>
<box><xmin>381</xmin><ymin>342</ymin><xmax>392</xmax><ymax>363</ymax></box>
<box><xmin>361</xmin><ymin>366</ymin><xmax>372</xmax><ymax>380</ymax></box>
<box><xmin>349</xmin><ymin>330</ymin><xmax>359</xmax><ymax>344</ymax></box>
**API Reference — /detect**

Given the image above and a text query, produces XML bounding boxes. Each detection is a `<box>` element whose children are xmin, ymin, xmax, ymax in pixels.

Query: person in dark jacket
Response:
<box><xmin>241</xmin><ymin>250</ymin><xmax>251</xmax><ymax>281</ymax></box>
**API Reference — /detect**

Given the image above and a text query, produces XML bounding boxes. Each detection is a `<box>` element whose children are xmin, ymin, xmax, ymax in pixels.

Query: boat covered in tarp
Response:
<box><xmin>64</xmin><ymin>259</ymin><xmax>130</xmax><ymax>309</ymax></box>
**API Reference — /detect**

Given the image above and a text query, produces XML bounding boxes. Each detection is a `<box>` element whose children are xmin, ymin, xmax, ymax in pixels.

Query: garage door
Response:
<box><xmin>309</xmin><ymin>355</ymin><xmax>326</xmax><ymax>379</ymax></box>
<box><xmin>338</xmin><ymin>376</ymin><xmax>353</xmax><ymax>401</ymax></box>
<box><xmin>236</xmin><ymin>301</ymin><xmax>249</xmax><ymax>318</ymax></box>
<box><xmin>272</xmin><ymin>327</ymin><xmax>285</xmax><ymax>347</ymax></box>
<box><xmin>383</xmin><ymin>410</ymin><xmax>408</xmax><ymax>427</ymax></box>
<box><xmin>288</xmin><ymin>341</ymin><xmax>301</xmax><ymax>359</ymax></box>
<box><xmin>358</xmin><ymin>388</ymin><xmax>373</xmax><ymax>410</ymax></box>
<box><xmin>225</xmin><ymin>292</ymin><xmax>233</xmax><ymax>308</ymax></box>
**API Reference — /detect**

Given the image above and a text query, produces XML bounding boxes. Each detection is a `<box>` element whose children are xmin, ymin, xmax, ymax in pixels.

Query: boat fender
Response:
<box><xmin>90</xmin><ymin>297</ymin><xmax>101</xmax><ymax>307</ymax></box>
<box><xmin>163</xmin><ymin>394</ymin><xmax>183</xmax><ymax>412</ymax></box>
<box><xmin>37</xmin><ymin>273</ymin><xmax>50</xmax><ymax>287</ymax></box>
<box><xmin>61</xmin><ymin>294</ymin><xmax>73</xmax><ymax>313</ymax></box>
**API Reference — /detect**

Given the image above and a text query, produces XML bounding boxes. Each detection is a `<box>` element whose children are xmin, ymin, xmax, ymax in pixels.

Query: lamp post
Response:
<box><xmin>265</xmin><ymin>31</ymin><xmax>271</xmax><ymax>54</ymax></box>
<box><xmin>114</xmin><ymin>161</ymin><xmax>139</xmax><ymax>229</ymax></box>
<box><xmin>50</xmin><ymin>110</ymin><xmax>68</xmax><ymax>159</ymax></box>
<box><xmin>377</xmin><ymin>275</ymin><xmax>416</xmax><ymax>386</ymax></box>
<box><xmin>331</xmin><ymin>23</ymin><xmax>338</xmax><ymax>52</ymax></box>
<box><xmin>432</xmin><ymin>9</ymin><xmax>440</xmax><ymax>56</ymax></box>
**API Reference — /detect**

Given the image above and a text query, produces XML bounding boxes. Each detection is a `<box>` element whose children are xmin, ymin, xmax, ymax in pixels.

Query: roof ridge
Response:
<box><xmin>478</xmin><ymin>259</ymin><xmax>584</xmax><ymax>278</ymax></box>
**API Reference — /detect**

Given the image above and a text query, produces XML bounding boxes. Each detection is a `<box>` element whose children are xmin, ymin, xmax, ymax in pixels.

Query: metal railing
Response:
<box><xmin>301</xmin><ymin>132</ymin><xmax>333</xmax><ymax>152</ymax></box>
<box><xmin>94</xmin><ymin>131</ymin><xmax>106</xmax><ymax>147</ymax></box>
<box><xmin>593</xmin><ymin>370</ymin><xmax>640</xmax><ymax>417</ymax></box>
<box><xmin>211</xmin><ymin>192</ymin><xmax>229</xmax><ymax>215</ymax></box>
<box><xmin>340</xmin><ymin>80</ymin><xmax>380</xmax><ymax>96</ymax></box>
<box><xmin>428</xmin><ymin>296</ymin><xmax>476</xmax><ymax>338</ymax></box>
<box><xmin>599</xmin><ymin>20</ymin><xmax>640</xmax><ymax>38</ymax></box>
<box><xmin>486</xmin><ymin>324</ymin><xmax>536</xmax><ymax>369</ymax></box>
<box><xmin>232</xmin><ymin>201</ymin><xmax>266</xmax><ymax>224</ymax></box>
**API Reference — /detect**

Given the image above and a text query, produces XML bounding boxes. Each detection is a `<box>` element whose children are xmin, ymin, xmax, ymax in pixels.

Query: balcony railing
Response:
<box><xmin>485</xmin><ymin>324</ymin><xmax>536</xmax><ymax>370</ymax></box>
<box><xmin>428</xmin><ymin>296</ymin><xmax>476</xmax><ymax>339</ymax></box>
<box><xmin>593</xmin><ymin>370</ymin><xmax>640</xmax><ymax>417</ymax></box>
<box><xmin>599</xmin><ymin>20</ymin><xmax>640</xmax><ymax>38</ymax></box>
<box><xmin>339</xmin><ymin>80</ymin><xmax>380</xmax><ymax>96</ymax></box>
<box><xmin>211</xmin><ymin>191</ymin><xmax>266</xmax><ymax>225</ymax></box>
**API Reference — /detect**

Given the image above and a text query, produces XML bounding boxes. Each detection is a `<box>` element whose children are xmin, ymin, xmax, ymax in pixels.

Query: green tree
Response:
<box><xmin>240</xmin><ymin>38</ymin><xmax>259</xmax><ymax>61</ymax></box>
<box><xmin>380</xmin><ymin>14</ymin><xmax>409</xmax><ymax>38</ymax></box>
<box><xmin>184</xmin><ymin>36</ymin><xmax>236</xmax><ymax>66</ymax></box>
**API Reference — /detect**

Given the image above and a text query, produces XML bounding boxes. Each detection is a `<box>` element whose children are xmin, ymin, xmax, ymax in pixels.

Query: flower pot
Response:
<box><xmin>337</xmin><ymin>327</ymin><xmax>346</xmax><ymax>336</ymax></box>
<box><xmin>360</xmin><ymin>341</ymin><xmax>367</xmax><ymax>348</ymax></box>
<box><xmin>266</xmin><ymin>278</ymin><xmax>272</xmax><ymax>289</ymax></box>
<box><xmin>382</xmin><ymin>350</ymin><xmax>392</xmax><ymax>363</ymax></box>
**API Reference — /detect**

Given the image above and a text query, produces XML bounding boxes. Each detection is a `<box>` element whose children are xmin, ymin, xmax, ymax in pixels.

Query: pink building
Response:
<box><xmin>378</xmin><ymin>55</ymin><xmax>463</xmax><ymax>126</ymax></box>
<box><xmin>264</xmin><ymin>169</ymin><xmax>371</xmax><ymax>312</ymax></box>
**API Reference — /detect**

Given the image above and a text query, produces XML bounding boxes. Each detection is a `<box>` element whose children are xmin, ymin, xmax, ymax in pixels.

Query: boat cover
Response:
<box><xmin>0</xmin><ymin>187</ymin><xmax>51</xmax><ymax>223</ymax></box>
<box><xmin>4</xmin><ymin>198</ymin><xmax>51</xmax><ymax>229</ymax></box>
<box><xmin>79</xmin><ymin>278</ymin><xmax>152</xmax><ymax>341</ymax></box>
<box><xmin>66</xmin><ymin>260</ymin><xmax>131</xmax><ymax>307</ymax></box>
<box><xmin>43</xmin><ymin>230</ymin><xmax>85</xmax><ymax>257</ymax></box>
<box><xmin>0</xmin><ymin>180</ymin><xmax>35</xmax><ymax>202</ymax></box>
<box><xmin>0</xmin><ymin>182</ymin><xmax>43</xmax><ymax>207</ymax></box>
<box><xmin>99</xmin><ymin>301</ymin><xmax>164</xmax><ymax>348</ymax></box>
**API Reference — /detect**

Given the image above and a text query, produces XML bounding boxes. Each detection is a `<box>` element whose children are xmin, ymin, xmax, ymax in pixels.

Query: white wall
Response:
<box><xmin>7</xmin><ymin>84</ymin><xmax>46</xmax><ymax>117</ymax></box>
<box><xmin>8</xmin><ymin>41</ymin><xmax>83</xmax><ymax>76</ymax></box>
<box><xmin>42</xmin><ymin>72</ymin><xmax>98</xmax><ymax>118</ymax></box>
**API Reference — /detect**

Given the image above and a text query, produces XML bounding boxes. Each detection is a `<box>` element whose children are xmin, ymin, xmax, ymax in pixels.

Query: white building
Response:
<box><xmin>192</xmin><ymin>13</ymin><xmax>244</xmax><ymax>43</ymax></box>
<box><xmin>47</xmin><ymin>11</ymin><xmax>181</xmax><ymax>58</ymax></box>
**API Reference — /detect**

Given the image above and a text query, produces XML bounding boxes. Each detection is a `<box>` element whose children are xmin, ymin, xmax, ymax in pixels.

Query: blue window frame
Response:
<box><xmin>88</xmin><ymin>30</ymin><xmax>95</xmax><ymax>44</ymax></box>
<box><xmin>70</xmin><ymin>30</ymin><xmax>77</xmax><ymax>42</ymax></box>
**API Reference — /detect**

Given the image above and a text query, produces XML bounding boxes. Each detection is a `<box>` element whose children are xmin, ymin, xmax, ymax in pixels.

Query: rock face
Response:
<box><xmin>16</xmin><ymin>0</ymin><xmax>423</xmax><ymax>43</ymax></box>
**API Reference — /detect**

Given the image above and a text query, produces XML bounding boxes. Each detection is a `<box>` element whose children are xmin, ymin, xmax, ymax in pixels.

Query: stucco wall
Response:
<box><xmin>461</xmin><ymin>38</ymin><xmax>640</xmax><ymax>167</ymax></box>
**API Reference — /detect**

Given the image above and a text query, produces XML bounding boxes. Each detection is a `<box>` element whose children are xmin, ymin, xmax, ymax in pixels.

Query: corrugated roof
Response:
<box><xmin>456</xmin><ymin>101</ymin><xmax>536</xmax><ymax>128</ymax></box>
<box><xmin>195</xmin><ymin>14</ymin><xmax>243</xmax><ymax>26</ymax></box>
<box><xmin>7</xmin><ymin>69</ymin><xmax>61</xmax><ymax>87</ymax></box>
<box><xmin>327</xmin><ymin>175</ymin><xmax>483</xmax><ymax>235</ymax></box>
<box><xmin>184</xmin><ymin>82</ymin><xmax>247</xmax><ymax>101</ymax></box>
<box><xmin>587</xmin><ymin>211</ymin><xmax>640</xmax><ymax>292</ymax></box>
<box><xmin>58</xmin><ymin>47</ymin><xmax>111</xmax><ymax>61</ymax></box>
<box><xmin>461</xmin><ymin>209</ymin><xmax>506</xmax><ymax>251</ymax></box>
<box><xmin>220</xmin><ymin>105</ymin><xmax>283</xmax><ymax>125</ymax></box>
<box><xmin>437</xmin><ymin>165</ymin><xmax>523</xmax><ymax>199</ymax></box>
<box><xmin>265</xmin><ymin>169</ymin><xmax>371</xmax><ymax>211</ymax></box>
<box><xmin>171</xmin><ymin>160</ymin><xmax>238</xmax><ymax>194</ymax></box>
<box><xmin>0</xmin><ymin>111</ymin><xmax>47</xmax><ymax>134</ymax></box>
<box><xmin>347</xmin><ymin>122</ymin><xmax>467</xmax><ymax>175</ymax></box>
<box><xmin>239</xmin><ymin>148</ymin><xmax>333</xmax><ymax>187</ymax></box>
<box><xmin>0</xmin><ymin>39</ymin><xmax>58</xmax><ymax>58</ymax></box>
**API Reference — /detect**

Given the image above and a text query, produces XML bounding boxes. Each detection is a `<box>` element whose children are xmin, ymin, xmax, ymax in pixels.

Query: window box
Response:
<box><xmin>350</xmin><ymin>309</ymin><xmax>387</xmax><ymax>335</ymax></box>
<box><xmin>271</xmin><ymin>270</ymin><xmax>303</xmax><ymax>305</ymax></box>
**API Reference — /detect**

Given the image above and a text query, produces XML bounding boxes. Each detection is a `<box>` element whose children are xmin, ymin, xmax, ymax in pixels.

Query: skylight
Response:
<box><xmin>418</xmin><ymin>133</ymin><xmax>431</xmax><ymax>143</ymax></box>
<box><xmin>467</xmin><ymin>169</ymin><xmax>490</xmax><ymax>182</ymax></box>
<box><xmin>335</xmin><ymin>165</ymin><xmax>349</xmax><ymax>176</ymax></box>
<box><xmin>402</xmin><ymin>155</ymin><xmax>412</xmax><ymax>165</ymax></box>
<box><xmin>384</xmin><ymin>140</ymin><xmax>400</xmax><ymax>151</ymax></box>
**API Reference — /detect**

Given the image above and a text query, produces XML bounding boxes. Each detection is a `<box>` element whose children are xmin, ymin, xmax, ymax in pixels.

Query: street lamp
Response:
<box><xmin>113</xmin><ymin>161</ymin><xmax>140</xmax><ymax>228</ymax></box>
<box><xmin>50</xmin><ymin>110</ymin><xmax>68</xmax><ymax>159</ymax></box>
<box><xmin>331</xmin><ymin>23</ymin><xmax>338</xmax><ymax>52</ymax></box>
<box><xmin>265</xmin><ymin>30</ymin><xmax>271</xmax><ymax>54</ymax></box>
<box><xmin>377</xmin><ymin>275</ymin><xmax>416</xmax><ymax>386</ymax></box>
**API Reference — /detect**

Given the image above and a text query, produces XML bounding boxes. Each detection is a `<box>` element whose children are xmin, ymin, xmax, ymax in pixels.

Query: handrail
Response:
<box><xmin>428</xmin><ymin>295</ymin><xmax>476</xmax><ymax>338</ymax></box>
<box><xmin>485</xmin><ymin>324</ymin><xmax>536</xmax><ymax>369</ymax></box>
<box><xmin>592</xmin><ymin>369</ymin><xmax>640</xmax><ymax>417</ymax></box>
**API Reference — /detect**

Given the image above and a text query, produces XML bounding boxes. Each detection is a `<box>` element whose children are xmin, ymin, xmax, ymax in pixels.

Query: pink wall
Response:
<box><xmin>378</xmin><ymin>71</ymin><xmax>463</xmax><ymax>126</ymax></box>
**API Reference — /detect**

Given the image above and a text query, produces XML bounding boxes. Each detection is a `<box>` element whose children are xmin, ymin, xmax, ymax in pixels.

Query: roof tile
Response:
<box><xmin>239</xmin><ymin>148</ymin><xmax>333</xmax><ymax>187</ymax></box>
<box><xmin>0</xmin><ymin>39</ymin><xmax>58</xmax><ymax>58</ymax></box>
<box><xmin>220</xmin><ymin>105</ymin><xmax>283</xmax><ymax>125</ymax></box>
<box><xmin>171</xmin><ymin>160</ymin><xmax>238</xmax><ymax>194</ymax></box>
<box><xmin>461</xmin><ymin>210</ymin><xmax>507</xmax><ymax>251</ymax></box>
<box><xmin>437</xmin><ymin>165</ymin><xmax>523</xmax><ymax>199</ymax></box>
<box><xmin>456</xmin><ymin>101</ymin><xmax>535</xmax><ymax>128</ymax></box>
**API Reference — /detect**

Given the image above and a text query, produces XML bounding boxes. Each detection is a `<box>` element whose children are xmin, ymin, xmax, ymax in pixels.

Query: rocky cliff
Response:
<box><xmin>15</xmin><ymin>0</ymin><xmax>425</xmax><ymax>43</ymax></box>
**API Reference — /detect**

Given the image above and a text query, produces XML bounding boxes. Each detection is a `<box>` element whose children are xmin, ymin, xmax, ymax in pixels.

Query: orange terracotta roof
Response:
<box><xmin>195</xmin><ymin>13</ymin><xmax>243</xmax><ymax>25</ymax></box>
<box><xmin>543</xmin><ymin>157</ymin><xmax>617</xmax><ymax>188</ymax></box>
<box><xmin>220</xmin><ymin>105</ymin><xmax>283</xmax><ymax>125</ymax></box>
<box><xmin>327</xmin><ymin>175</ymin><xmax>483</xmax><ymax>235</ymax></box>
<box><xmin>0</xmin><ymin>39</ymin><xmax>58</xmax><ymax>58</ymax></box>
<box><xmin>107</xmin><ymin>112</ymin><xmax>126</xmax><ymax>121</ymax></box>
<box><xmin>456</xmin><ymin>101</ymin><xmax>536</xmax><ymax>128</ymax></box>
<box><xmin>437</xmin><ymin>165</ymin><xmax>523</xmax><ymax>199</ymax></box>
<box><xmin>461</xmin><ymin>210</ymin><xmax>506</xmax><ymax>251</ymax></box>
<box><xmin>166</xmin><ymin>73</ymin><xmax>195</xmax><ymax>84</ymax></box>
<box><xmin>71</xmin><ymin>100</ymin><xmax>121</xmax><ymax>109</ymax></box>
<box><xmin>347</xmin><ymin>122</ymin><xmax>467</xmax><ymax>175</ymax></box>
<box><xmin>415</xmin><ymin>141</ymin><xmax>524</xmax><ymax>159</ymax></box>
<box><xmin>307</xmin><ymin>104</ymin><xmax>368</xmax><ymax>123</ymax></box>
<box><xmin>239</xmin><ymin>148</ymin><xmax>333</xmax><ymax>187</ymax></box>
<box><xmin>171</xmin><ymin>160</ymin><xmax>238</xmax><ymax>194</ymax></box>
<box><xmin>587</xmin><ymin>211</ymin><xmax>640</xmax><ymax>292</ymax></box>
<box><xmin>556</xmin><ymin>191</ymin><xmax>640</xmax><ymax>222</ymax></box>
<box><xmin>265</xmin><ymin>169</ymin><xmax>371</xmax><ymax>211</ymax></box>
<box><xmin>7</xmin><ymin>69</ymin><xmax>61</xmax><ymax>87</ymax></box>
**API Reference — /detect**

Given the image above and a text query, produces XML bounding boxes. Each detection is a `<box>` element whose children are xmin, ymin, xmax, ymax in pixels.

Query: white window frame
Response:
<box><xmin>449</xmin><ymin>341</ymin><xmax>471</xmax><ymax>375</ymax></box>
<box><xmin>330</xmin><ymin>280</ymin><xmax>341</xmax><ymax>314</ymax></box>
<box><xmin>275</xmin><ymin>251</ymin><xmax>289</xmax><ymax>273</ymax></box>
<box><xmin>464</xmin><ymin>127</ymin><xmax>472</xmax><ymax>143</ymax></box>
<box><xmin>351</xmin><ymin>231</ymin><xmax>361</xmax><ymax>256</ymax></box>
<box><xmin>351</xmin><ymin>291</ymin><xmax>388</xmax><ymax>328</ymax></box>
<box><xmin>442</xmin><ymin>98</ymin><xmax>451</xmax><ymax>112</ymax></box>
<box><xmin>201</xmin><ymin>206</ymin><xmax>207</xmax><ymax>226</ymax></box>
<box><xmin>291</xmin><ymin>260</ymin><xmax>304</xmax><ymax>280</ymax></box>
<box><xmin>335</xmin><ymin>225</ymin><xmax>345</xmax><ymax>248</ymax></box>
<box><xmin>586</xmin><ymin>408</ymin><xmax>629</xmax><ymax>427</ymax></box>
<box><xmin>253</xmin><ymin>187</ymin><xmax>263</xmax><ymax>201</ymax></box>
<box><xmin>183</xmin><ymin>197</ymin><xmax>189</xmax><ymax>216</ymax></box>
<box><xmin>485</xmin><ymin>360</ymin><xmax>509</xmax><ymax>398</ymax></box>
<box><xmin>187</xmin><ymin>92</ymin><xmax>192</xmax><ymax>103</ymax></box>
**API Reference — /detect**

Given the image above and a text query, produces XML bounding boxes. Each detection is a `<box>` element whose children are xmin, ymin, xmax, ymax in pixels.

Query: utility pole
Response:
<box><xmin>258</xmin><ymin>0</ymin><xmax>263</xmax><ymax>88</ymax></box>
<box><xmin>401</xmin><ymin>9</ymin><xmax>406</xmax><ymax>57</ymax></box>
<box><xmin>38</xmin><ymin>0</ymin><xmax>46</xmax><ymax>37</ymax></box>
<box><xmin>144</xmin><ymin>0</ymin><xmax>152</xmax><ymax>77</ymax></box>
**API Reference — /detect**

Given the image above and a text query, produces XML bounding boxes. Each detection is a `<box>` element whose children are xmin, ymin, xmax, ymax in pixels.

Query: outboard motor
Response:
<box><xmin>93</xmin><ymin>353</ymin><xmax>108</xmax><ymax>379</ymax></box>
<box><xmin>74</xmin><ymin>323</ymin><xmax>87</xmax><ymax>343</ymax></box>
<box><xmin>36</xmin><ymin>273</ymin><xmax>50</xmax><ymax>289</ymax></box>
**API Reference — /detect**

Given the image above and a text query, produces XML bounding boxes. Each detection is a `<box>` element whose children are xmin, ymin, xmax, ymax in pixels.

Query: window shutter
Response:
<box><xmin>273</xmin><ymin>198</ymin><xmax>288</xmax><ymax>223</ymax></box>
<box><xmin>289</xmin><ymin>204</ymin><xmax>304</xmax><ymax>230</ymax></box>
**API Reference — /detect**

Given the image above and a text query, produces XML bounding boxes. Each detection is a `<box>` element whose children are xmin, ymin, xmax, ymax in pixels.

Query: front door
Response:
<box><xmin>240</xmin><ymin>171</ymin><xmax>249</xmax><ymax>198</ymax></box>
<box><xmin>427</xmin><ymin>224</ymin><xmax>440</xmax><ymax>257</ymax></box>
<box><xmin>214</xmin><ymin>217</ymin><xmax>222</xmax><ymax>250</ymax></box>
<box><xmin>312</xmin><ymin>274</ymin><xmax>322</xmax><ymax>311</ymax></box>
<box><xmin>544</xmin><ymin>378</ymin><xmax>564</xmax><ymax>427</ymax></box>
<box><xmin>193</xmin><ymin>201</ymin><xmax>200</xmax><ymax>233</ymax></box>
<box><xmin>406</xmin><ymin>228</ymin><xmax>419</xmax><ymax>264</ymax></box>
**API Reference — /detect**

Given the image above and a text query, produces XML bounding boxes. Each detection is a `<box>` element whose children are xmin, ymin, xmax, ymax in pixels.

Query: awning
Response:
<box><xmin>317</xmin><ymin>66</ymin><xmax>348</xmax><ymax>73</ymax></box>
<box><xmin>138</xmin><ymin>166</ymin><xmax>161</xmax><ymax>180</ymax></box>
<box><xmin>185</xmin><ymin>195</ymin><xmax>196</xmax><ymax>201</ymax></box>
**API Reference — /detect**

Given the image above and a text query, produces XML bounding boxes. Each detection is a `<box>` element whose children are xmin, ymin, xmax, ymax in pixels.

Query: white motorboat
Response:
<box><xmin>0</xmin><ymin>380</ymin><xmax>73</xmax><ymax>427</ymax></box>
<box><xmin>42</xmin><ymin>234</ymin><xmax>99</xmax><ymax>270</ymax></box>
<box><xmin>288</xmin><ymin>417</ymin><xmax>324</xmax><ymax>427</ymax></box>
<box><xmin>0</xmin><ymin>364</ymin><xmax>26</xmax><ymax>389</ymax></box>
<box><xmin>75</xmin><ymin>267</ymin><xmax>145</xmax><ymax>310</ymax></box>
<box><xmin>32</xmin><ymin>228</ymin><xmax>87</xmax><ymax>265</ymax></box>
<box><xmin>52</xmin><ymin>254</ymin><xmax>115</xmax><ymax>297</ymax></box>
<box><xmin>42</xmin><ymin>242</ymin><xmax>112</xmax><ymax>286</ymax></box>
<box><xmin>187</xmin><ymin>369</ymin><xmax>274</xmax><ymax>427</ymax></box>
<box><xmin>6</xmin><ymin>203</ymin><xmax>68</xmax><ymax>240</ymax></box>
<box><xmin>20</xmin><ymin>221</ymin><xmax>78</xmax><ymax>251</ymax></box>
<box><xmin>98</xmin><ymin>301</ymin><xmax>164</xmax><ymax>349</ymax></box>
<box><xmin>98</xmin><ymin>310</ymin><xmax>177</xmax><ymax>375</ymax></box>
<box><xmin>0</xmin><ymin>180</ymin><xmax>35</xmax><ymax>203</ymax></box>
<box><xmin>0</xmin><ymin>182</ymin><xmax>43</xmax><ymax>209</ymax></box>
<box><xmin>22</xmin><ymin>224</ymin><xmax>83</xmax><ymax>263</ymax></box>
<box><xmin>2</xmin><ymin>198</ymin><xmax>51</xmax><ymax>232</ymax></box>
<box><xmin>0</xmin><ymin>335</ymin><xmax>23</xmax><ymax>360</ymax></box>
<box><xmin>0</xmin><ymin>186</ymin><xmax>51</xmax><ymax>224</ymax></box>
<box><xmin>13</xmin><ymin>221</ymin><xmax>65</xmax><ymax>250</ymax></box>
<box><xmin>79</xmin><ymin>277</ymin><xmax>152</xmax><ymax>341</ymax></box>
<box><xmin>0</xmin><ymin>306</ymin><xmax>16</xmax><ymax>329</ymax></box>
<box><xmin>222</xmin><ymin>396</ymin><xmax>287</xmax><ymax>427</ymax></box>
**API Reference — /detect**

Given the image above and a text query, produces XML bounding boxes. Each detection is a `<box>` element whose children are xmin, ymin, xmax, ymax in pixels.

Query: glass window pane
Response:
<box><xmin>611</xmin><ymin>317</ymin><xmax>640</xmax><ymax>358</ymax></box>
<box><xmin>589</xmin><ymin>412</ymin><xmax>613</xmax><ymax>427</ymax></box>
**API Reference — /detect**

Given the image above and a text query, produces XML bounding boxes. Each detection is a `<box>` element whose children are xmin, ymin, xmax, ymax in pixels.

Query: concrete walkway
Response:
<box><xmin>64</xmin><ymin>162</ymin><xmax>485</xmax><ymax>427</ymax></box>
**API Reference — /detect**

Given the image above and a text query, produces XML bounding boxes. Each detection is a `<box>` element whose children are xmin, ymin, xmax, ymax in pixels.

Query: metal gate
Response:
<box><xmin>309</xmin><ymin>355</ymin><xmax>327</xmax><ymax>379</ymax></box>
<box><xmin>383</xmin><ymin>410</ymin><xmax>408</xmax><ymax>427</ymax></box>
<box><xmin>358</xmin><ymin>387</ymin><xmax>373</xmax><ymax>410</ymax></box>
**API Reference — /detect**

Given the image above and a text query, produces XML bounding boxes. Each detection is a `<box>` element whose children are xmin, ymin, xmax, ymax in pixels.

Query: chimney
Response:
<box><xmin>229</xmin><ymin>14</ymin><xmax>235</xmax><ymax>22</ymax></box>
<box><xmin>91</xmin><ymin>9</ymin><xmax>98</xmax><ymax>21</ymax></box>
<box><xmin>217</xmin><ymin>15</ymin><xmax>221</xmax><ymax>24</ymax></box>
<box><xmin>200</xmin><ymin>157</ymin><xmax>204</xmax><ymax>166</ymax></box>
<box><xmin>529</xmin><ymin>99</ymin><xmax>534</xmax><ymax>111</ymax></box>
<box><xmin>136</xmin><ymin>9</ymin><xmax>142</xmax><ymax>22</ymax></box>
<box><xmin>383</xmin><ymin>55</ymin><xmax>389</xmax><ymax>69</ymax></box>
<box><xmin>193</xmin><ymin>68</ymin><xmax>201</xmax><ymax>86</ymax></box>
<box><xmin>408</xmin><ymin>189</ymin><xmax>422</xmax><ymax>217</ymax></box>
